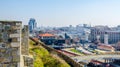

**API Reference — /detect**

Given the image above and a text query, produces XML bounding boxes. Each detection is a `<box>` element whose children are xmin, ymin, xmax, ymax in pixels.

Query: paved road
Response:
<box><xmin>72</xmin><ymin>54</ymin><xmax>120</xmax><ymax>63</ymax></box>
<box><xmin>57</xmin><ymin>50</ymin><xmax>79</xmax><ymax>57</ymax></box>
<box><xmin>76</xmin><ymin>47</ymin><xmax>93</xmax><ymax>54</ymax></box>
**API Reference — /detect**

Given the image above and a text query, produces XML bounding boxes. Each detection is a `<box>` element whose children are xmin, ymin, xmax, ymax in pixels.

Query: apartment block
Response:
<box><xmin>90</xmin><ymin>26</ymin><xmax>120</xmax><ymax>44</ymax></box>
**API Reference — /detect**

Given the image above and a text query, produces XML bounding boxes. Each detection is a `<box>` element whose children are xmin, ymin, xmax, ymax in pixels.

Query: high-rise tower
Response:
<box><xmin>28</xmin><ymin>18</ymin><xmax>37</xmax><ymax>33</ymax></box>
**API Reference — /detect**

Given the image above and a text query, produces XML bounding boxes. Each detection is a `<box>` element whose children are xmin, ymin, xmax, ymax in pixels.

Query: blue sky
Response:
<box><xmin>0</xmin><ymin>0</ymin><xmax>120</xmax><ymax>27</ymax></box>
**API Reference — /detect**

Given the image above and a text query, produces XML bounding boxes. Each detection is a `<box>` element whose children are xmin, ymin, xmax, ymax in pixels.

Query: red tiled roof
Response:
<box><xmin>39</xmin><ymin>33</ymin><xmax>55</xmax><ymax>37</ymax></box>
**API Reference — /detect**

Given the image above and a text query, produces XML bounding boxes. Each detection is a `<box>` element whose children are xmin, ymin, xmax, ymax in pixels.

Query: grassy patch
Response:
<box><xmin>29</xmin><ymin>39</ymin><xmax>70</xmax><ymax>67</ymax></box>
<box><xmin>42</xmin><ymin>55</ymin><xmax>70</xmax><ymax>67</ymax></box>
<box><xmin>29</xmin><ymin>40</ymin><xmax>35</xmax><ymax>48</ymax></box>
<box><xmin>70</xmin><ymin>49</ymin><xmax>83</xmax><ymax>54</ymax></box>
<box><xmin>34</xmin><ymin>56</ymin><xmax>44</xmax><ymax>67</ymax></box>
<box><xmin>31</xmin><ymin>46</ymin><xmax>49</xmax><ymax>57</ymax></box>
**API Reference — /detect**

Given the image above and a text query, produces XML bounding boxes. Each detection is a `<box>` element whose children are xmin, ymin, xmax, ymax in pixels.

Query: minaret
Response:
<box><xmin>104</xmin><ymin>32</ymin><xmax>108</xmax><ymax>44</ymax></box>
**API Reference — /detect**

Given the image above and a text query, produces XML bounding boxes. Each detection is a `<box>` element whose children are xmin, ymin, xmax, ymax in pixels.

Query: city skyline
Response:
<box><xmin>0</xmin><ymin>0</ymin><xmax>120</xmax><ymax>27</ymax></box>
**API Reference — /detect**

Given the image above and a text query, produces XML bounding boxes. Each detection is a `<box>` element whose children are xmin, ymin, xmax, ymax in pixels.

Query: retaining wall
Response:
<box><xmin>29</xmin><ymin>37</ymin><xmax>83</xmax><ymax>67</ymax></box>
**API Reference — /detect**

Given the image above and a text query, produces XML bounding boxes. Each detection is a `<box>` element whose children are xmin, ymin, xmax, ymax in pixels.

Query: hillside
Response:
<box><xmin>29</xmin><ymin>39</ymin><xmax>70</xmax><ymax>67</ymax></box>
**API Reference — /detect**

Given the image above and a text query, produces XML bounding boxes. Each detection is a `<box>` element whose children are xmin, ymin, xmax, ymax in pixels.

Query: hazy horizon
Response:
<box><xmin>0</xmin><ymin>0</ymin><xmax>120</xmax><ymax>27</ymax></box>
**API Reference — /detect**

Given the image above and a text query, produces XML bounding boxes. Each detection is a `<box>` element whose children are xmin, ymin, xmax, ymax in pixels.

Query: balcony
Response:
<box><xmin>11</xmin><ymin>42</ymin><xmax>20</xmax><ymax>47</ymax></box>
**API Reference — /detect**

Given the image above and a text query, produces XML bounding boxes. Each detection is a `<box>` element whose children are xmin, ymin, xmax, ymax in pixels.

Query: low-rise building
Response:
<box><xmin>39</xmin><ymin>33</ymin><xmax>56</xmax><ymax>45</ymax></box>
